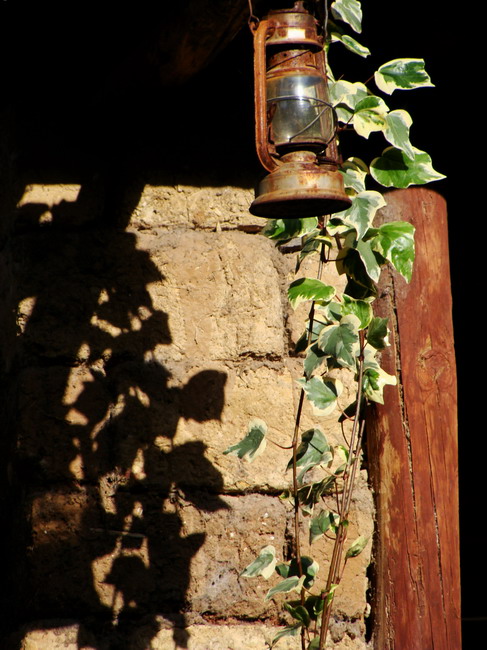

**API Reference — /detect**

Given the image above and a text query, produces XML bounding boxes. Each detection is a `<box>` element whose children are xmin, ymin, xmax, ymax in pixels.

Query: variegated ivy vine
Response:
<box><xmin>224</xmin><ymin>1</ymin><xmax>444</xmax><ymax>649</ymax></box>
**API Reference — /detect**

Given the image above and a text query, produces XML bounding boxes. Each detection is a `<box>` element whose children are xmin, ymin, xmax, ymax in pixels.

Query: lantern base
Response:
<box><xmin>250</xmin><ymin>152</ymin><xmax>351</xmax><ymax>219</ymax></box>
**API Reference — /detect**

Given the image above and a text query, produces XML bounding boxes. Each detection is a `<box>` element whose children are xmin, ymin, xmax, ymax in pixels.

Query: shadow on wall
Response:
<box><xmin>2</xmin><ymin>173</ymin><xmax>228</xmax><ymax>649</ymax></box>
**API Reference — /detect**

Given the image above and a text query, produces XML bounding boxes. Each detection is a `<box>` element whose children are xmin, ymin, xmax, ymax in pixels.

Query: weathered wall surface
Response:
<box><xmin>0</xmin><ymin>12</ymin><xmax>373</xmax><ymax>647</ymax></box>
<box><xmin>1</xmin><ymin>174</ymin><xmax>373</xmax><ymax>649</ymax></box>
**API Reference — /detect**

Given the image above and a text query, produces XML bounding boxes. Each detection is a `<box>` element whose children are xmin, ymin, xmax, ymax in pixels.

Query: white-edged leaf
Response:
<box><xmin>367</xmin><ymin>317</ymin><xmax>389</xmax><ymax>350</ymax></box>
<box><xmin>384</xmin><ymin>110</ymin><xmax>414</xmax><ymax>159</ymax></box>
<box><xmin>340</xmin><ymin>158</ymin><xmax>368</xmax><ymax>194</ymax></box>
<box><xmin>317</xmin><ymin>314</ymin><xmax>360</xmax><ymax>369</ymax></box>
<box><xmin>240</xmin><ymin>545</ymin><xmax>277</xmax><ymax>580</ymax></box>
<box><xmin>346</xmin><ymin>535</ymin><xmax>369</xmax><ymax>558</ymax></box>
<box><xmin>331</xmin><ymin>0</ymin><xmax>363</xmax><ymax>33</ymax></box>
<box><xmin>329</xmin><ymin>80</ymin><xmax>369</xmax><ymax>117</ymax></box>
<box><xmin>310</xmin><ymin>510</ymin><xmax>340</xmax><ymax>544</ymax></box>
<box><xmin>363</xmin><ymin>366</ymin><xmax>397</xmax><ymax>404</ymax></box>
<box><xmin>297</xmin><ymin>376</ymin><xmax>343</xmax><ymax>416</ymax></box>
<box><xmin>270</xmin><ymin>624</ymin><xmax>302</xmax><ymax>647</ymax></box>
<box><xmin>265</xmin><ymin>575</ymin><xmax>306</xmax><ymax>601</ymax></box>
<box><xmin>287</xmin><ymin>428</ymin><xmax>333</xmax><ymax>483</ymax></box>
<box><xmin>352</xmin><ymin>95</ymin><xmax>389</xmax><ymax>138</ymax></box>
<box><xmin>341</xmin><ymin>294</ymin><xmax>373</xmax><ymax>329</ymax></box>
<box><xmin>371</xmin><ymin>147</ymin><xmax>445</xmax><ymax>189</ymax></box>
<box><xmin>331</xmin><ymin>31</ymin><xmax>370</xmax><ymax>57</ymax></box>
<box><xmin>370</xmin><ymin>220</ymin><xmax>415</xmax><ymax>282</ymax></box>
<box><xmin>262</xmin><ymin>217</ymin><xmax>318</xmax><ymax>241</ymax></box>
<box><xmin>335</xmin><ymin>191</ymin><xmax>386</xmax><ymax>241</ymax></box>
<box><xmin>375</xmin><ymin>58</ymin><xmax>434</xmax><ymax>94</ymax></box>
<box><xmin>355</xmin><ymin>239</ymin><xmax>381</xmax><ymax>283</ymax></box>
<box><xmin>288</xmin><ymin>278</ymin><xmax>335</xmax><ymax>309</ymax></box>
<box><xmin>223</xmin><ymin>418</ymin><xmax>267</xmax><ymax>462</ymax></box>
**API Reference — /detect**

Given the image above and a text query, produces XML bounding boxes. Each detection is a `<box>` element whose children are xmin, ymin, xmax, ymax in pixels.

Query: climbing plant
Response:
<box><xmin>224</xmin><ymin>1</ymin><xmax>444</xmax><ymax>648</ymax></box>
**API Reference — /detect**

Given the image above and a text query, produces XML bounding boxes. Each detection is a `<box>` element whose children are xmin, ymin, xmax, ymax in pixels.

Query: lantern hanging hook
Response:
<box><xmin>247</xmin><ymin>0</ymin><xmax>259</xmax><ymax>33</ymax></box>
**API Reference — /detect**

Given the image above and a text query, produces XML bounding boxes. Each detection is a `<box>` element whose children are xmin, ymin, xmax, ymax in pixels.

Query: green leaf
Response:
<box><xmin>304</xmin><ymin>343</ymin><xmax>327</xmax><ymax>379</ymax></box>
<box><xmin>296</xmin><ymin>234</ymin><xmax>332</xmax><ymax>272</ymax></box>
<box><xmin>317</xmin><ymin>314</ymin><xmax>360</xmax><ymax>369</ymax></box>
<box><xmin>352</xmin><ymin>96</ymin><xmax>388</xmax><ymax>138</ymax></box>
<box><xmin>367</xmin><ymin>317</ymin><xmax>389</xmax><ymax>350</ymax></box>
<box><xmin>287</xmin><ymin>428</ymin><xmax>333</xmax><ymax>483</ymax></box>
<box><xmin>355</xmin><ymin>240</ymin><xmax>382</xmax><ymax>283</ymax></box>
<box><xmin>329</xmin><ymin>80</ymin><xmax>368</xmax><ymax>123</ymax></box>
<box><xmin>336</xmin><ymin>248</ymin><xmax>379</xmax><ymax>295</ymax></box>
<box><xmin>375</xmin><ymin>58</ymin><xmax>434</xmax><ymax>94</ymax></box>
<box><xmin>288</xmin><ymin>278</ymin><xmax>335</xmax><ymax>310</ymax></box>
<box><xmin>363</xmin><ymin>366</ymin><xmax>397</xmax><ymax>404</ymax></box>
<box><xmin>308</xmin><ymin>638</ymin><xmax>321</xmax><ymax>650</ymax></box>
<box><xmin>240</xmin><ymin>545</ymin><xmax>277</xmax><ymax>580</ymax></box>
<box><xmin>297</xmin><ymin>477</ymin><xmax>337</xmax><ymax>515</ymax></box>
<box><xmin>310</xmin><ymin>510</ymin><xmax>340</xmax><ymax>544</ymax></box>
<box><xmin>331</xmin><ymin>31</ymin><xmax>370</xmax><ymax>57</ymax></box>
<box><xmin>284</xmin><ymin>603</ymin><xmax>311</xmax><ymax>627</ymax></box>
<box><xmin>345</xmin><ymin>535</ymin><xmax>369</xmax><ymax>558</ymax></box>
<box><xmin>265</xmin><ymin>575</ymin><xmax>306</xmax><ymax>601</ymax></box>
<box><xmin>295</xmin><ymin>318</ymin><xmax>328</xmax><ymax>353</ymax></box>
<box><xmin>305</xmin><ymin>595</ymin><xmax>324</xmax><ymax>620</ymax></box>
<box><xmin>297</xmin><ymin>376</ymin><xmax>342</xmax><ymax>416</ymax></box>
<box><xmin>340</xmin><ymin>158</ymin><xmax>368</xmax><ymax>194</ymax></box>
<box><xmin>384</xmin><ymin>110</ymin><xmax>414</xmax><ymax>160</ymax></box>
<box><xmin>325</xmin><ymin>583</ymin><xmax>339</xmax><ymax>605</ymax></box>
<box><xmin>270</xmin><ymin>624</ymin><xmax>302</xmax><ymax>647</ymax></box>
<box><xmin>262</xmin><ymin>217</ymin><xmax>318</xmax><ymax>242</ymax></box>
<box><xmin>341</xmin><ymin>294</ymin><xmax>373</xmax><ymax>329</ymax></box>
<box><xmin>370</xmin><ymin>220</ymin><xmax>415</xmax><ymax>282</ymax></box>
<box><xmin>336</xmin><ymin>191</ymin><xmax>386</xmax><ymax>241</ymax></box>
<box><xmin>371</xmin><ymin>147</ymin><xmax>445</xmax><ymax>188</ymax></box>
<box><xmin>331</xmin><ymin>0</ymin><xmax>363</xmax><ymax>33</ymax></box>
<box><xmin>223</xmin><ymin>419</ymin><xmax>267</xmax><ymax>462</ymax></box>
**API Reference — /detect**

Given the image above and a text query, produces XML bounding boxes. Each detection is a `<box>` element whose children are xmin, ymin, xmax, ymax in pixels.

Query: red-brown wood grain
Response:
<box><xmin>367</xmin><ymin>188</ymin><xmax>461</xmax><ymax>649</ymax></box>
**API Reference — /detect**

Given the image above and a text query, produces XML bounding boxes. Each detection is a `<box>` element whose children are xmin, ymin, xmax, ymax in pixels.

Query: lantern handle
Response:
<box><xmin>254</xmin><ymin>19</ymin><xmax>280</xmax><ymax>173</ymax></box>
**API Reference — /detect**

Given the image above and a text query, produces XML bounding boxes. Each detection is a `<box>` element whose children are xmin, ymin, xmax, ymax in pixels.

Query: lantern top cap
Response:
<box><xmin>265</xmin><ymin>2</ymin><xmax>322</xmax><ymax>50</ymax></box>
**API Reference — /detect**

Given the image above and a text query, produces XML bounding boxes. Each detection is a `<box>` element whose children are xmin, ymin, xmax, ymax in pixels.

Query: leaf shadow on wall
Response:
<box><xmin>4</xmin><ymin>174</ymin><xmax>229</xmax><ymax>649</ymax></box>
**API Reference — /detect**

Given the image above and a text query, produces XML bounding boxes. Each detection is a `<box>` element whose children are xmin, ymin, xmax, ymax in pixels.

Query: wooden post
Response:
<box><xmin>367</xmin><ymin>188</ymin><xmax>461</xmax><ymax>649</ymax></box>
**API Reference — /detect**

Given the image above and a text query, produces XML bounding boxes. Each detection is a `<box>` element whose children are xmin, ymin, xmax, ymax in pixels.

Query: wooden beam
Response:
<box><xmin>367</xmin><ymin>188</ymin><xmax>461</xmax><ymax>649</ymax></box>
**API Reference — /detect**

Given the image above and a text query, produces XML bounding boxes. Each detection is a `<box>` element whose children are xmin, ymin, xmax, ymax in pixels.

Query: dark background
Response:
<box><xmin>0</xmin><ymin>1</ymin><xmax>479</xmax><ymax>646</ymax></box>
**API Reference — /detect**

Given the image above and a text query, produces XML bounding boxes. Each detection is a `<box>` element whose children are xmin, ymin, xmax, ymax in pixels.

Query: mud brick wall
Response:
<box><xmin>1</xmin><ymin>170</ymin><xmax>374</xmax><ymax>649</ymax></box>
<box><xmin>0</xmin><ymin>25</ymin><xmax>374</xmax><ymax>650</ymax></box>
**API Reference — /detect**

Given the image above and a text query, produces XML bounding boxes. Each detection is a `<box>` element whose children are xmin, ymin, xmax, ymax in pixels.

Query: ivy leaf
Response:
<box><xmin>375</xmin><ymin>58</ymin><xmax>434</xmax><ymax>94</ymax></box>
<box><xmin>384</xmin><ymin>110</ymin><xmax>414</xmax><ymax>160</ymax></box>
<box><xmin>295</xmin><ymin>318</ymin><xmax>328</xmax><ymax>353</ymax></box>
<box><xmin>296</xmin><ymin>234</ymin><xmax>332</xmax><ymax>271</ymax></box>
<box><xmin>367</xmin><ymin>317</ymin><xmax>389</xmax><ymax>350</ymax></box>
<box><xmin>331</xmin><ymin>31</ymin><xmax>370</xmax><ymax>57</ymax></box>
<box><xmin>317</xmin><ymin>314</ymin><xmax>360</xmax><ymax>369</ymax></box>
<box><xmin>355</xmin><ymin>240</ymin><xmax>382</xmax><ymax>283</ymax></box>
<box><xmin>352</xmin><ymin>96</ymin><xmax>388</xmax><ymax>138</ymax></box>
<box><xmin>331</xmin><ymin>0</ymin><xmax>363</xmax><ymax>33</ymax></box>
<box><xmin>336</xmin><ymin>191</ymin><xmax>386</xmax><ymax>241</ymax></box>
<box><xmin>288</xmin><ymin>278</ymin><xmax>335</xmax><ymax>309</ymax></box>
<box><xmin>329</xmin><ymin>80</ymin><xmax>368</xmax><ymax>123</ymax></box>
<box><xmin>345</xmin><ymin>535</ymin><xmax>369</xmax><ymax>558</ymax></box>
<box><xmin>363</xmin><ymin>367</ymin><xmax>397</xmax><ymax>404</ymax></box>
<box><xmin>310</xmin><ymin>510</ymin><xmax>340</xmax><ymax>544</ymax></box>
<box><xmin>340</xmin><ymin>158</ymin><xmax>368</xmax><ymax>194</ymax></box>
<box><xmin>240</xmin><ymin>545</ymin><xmax>277</xmax><ymax>580</ymax></box>
<box><xmin>341</xmin><ymin>294</ymin><xmax>373</xmax><ymax>329</ymax></box>
<box><xmin>262</xmin><ymin>217</ymin><xmax>318</xmax><ymax>242</ymax></box>
<box><xmin>370</xmin><ymin>220</ymin><xmax>415</xmax><ymax>282</ymax></box>
<box><xmin>270</xmin><ymin>624</ymin><xmax>302</xmax><ymax>647</ymax></box>
<box><xmin>371</xmin><ymin>146</ymin><xmax>445</xmax><ymax>189</ymax></box>
<box><xmin>304</xmin><ymin>343</ymin><xmax>327</xmax><ymax>379</ymax></box>
<box><xmin>305</xmin><ymin>595</ymin><xmax>324</xmax><ymax>620</ymax></box>
<box><xmin>284</xmin><ymin>603</ymin><xmax>311</xmax><ymax>627</ymax></box>
<box><xmin>265</xmin><ymin>575</ymin><xmax>306</xmax><ymax>601</ymax></box>
<box><xmin>287</xmin><ymin>428</ymin><xmax>333</xmax><ymax>483</ymax></box>
<box><xmin>308</xmin><ymin>638</ymin><xmax>321</xmax><ymax>650</ymax></box>
<box><xmin>297</xmin><ymin>377</ymin><xmax>342</xmax><ymax>416</ymax></box>
<box><xmin>223</xmin><ymin>419</ymin><xmax>267</xmax><ymax>462</ymax></box>
<box><xmin>297</xmin><ymin>476</ymin><xmax>337</xmax><ymax>515</ymax></box>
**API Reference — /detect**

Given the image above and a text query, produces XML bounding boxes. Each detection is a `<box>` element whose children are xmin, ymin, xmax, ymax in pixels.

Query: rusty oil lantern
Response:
<box><xmin>249</xmin><ymin>1</ymin><xmax>351</xmax><ymax>218</ymax></box>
